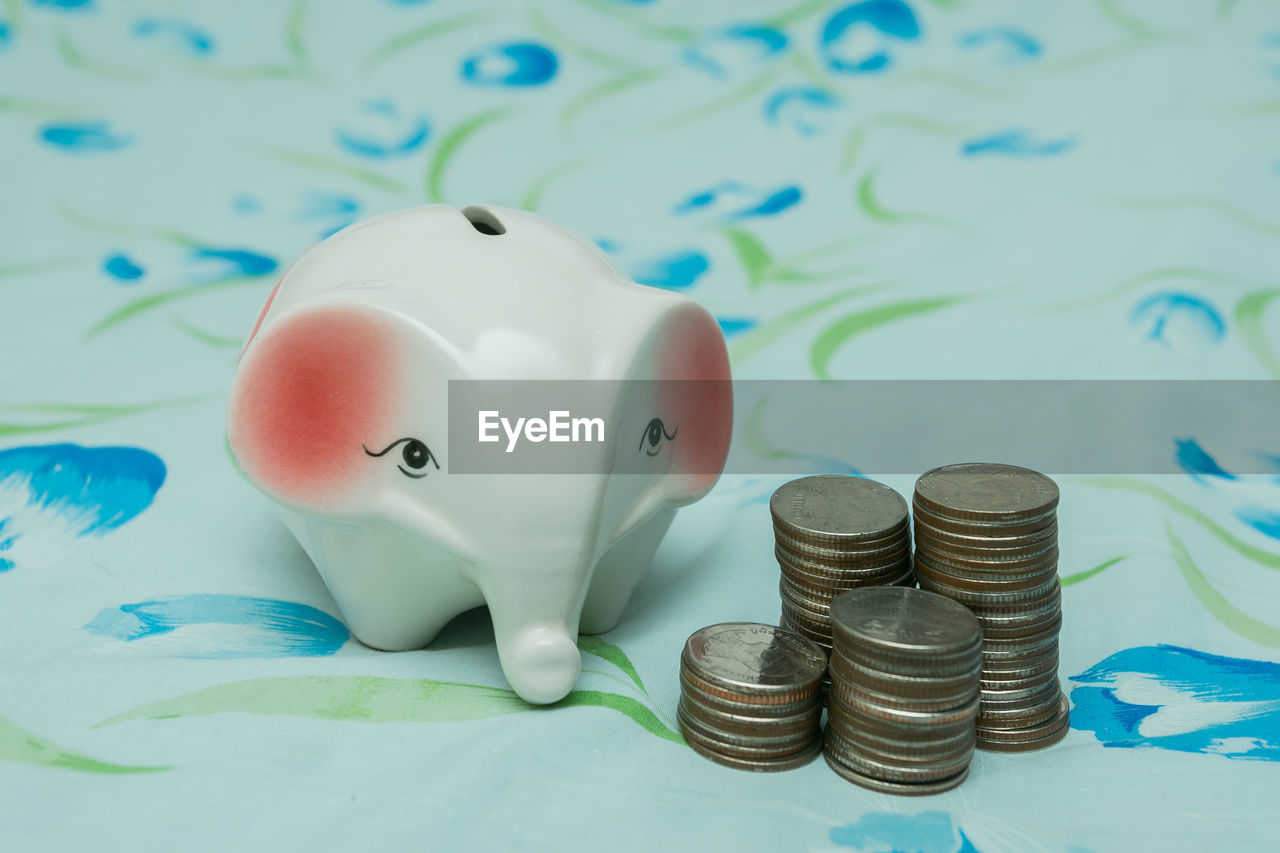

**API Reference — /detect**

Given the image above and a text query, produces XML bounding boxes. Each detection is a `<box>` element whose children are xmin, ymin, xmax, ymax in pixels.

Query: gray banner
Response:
<box><xmin>447</xmin><ymin>380</ymin><xmax>1279</xmax><ymax>475</ymax></box>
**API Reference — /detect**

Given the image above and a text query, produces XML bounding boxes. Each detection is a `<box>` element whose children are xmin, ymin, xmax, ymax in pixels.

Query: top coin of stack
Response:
<box><xmin>911</xmin><ymin>463</ymin><xmax>1068</xmax><ymax>752</ymax></box>
<box><xmin>770</xmin><ymin>475</ymin><xmax>914</xmax><ymax>652</ymax></box>
<box><xmin>678</xmin><ymin>623</ymin><xmax>828</xmax><ymax>771</ymax></box>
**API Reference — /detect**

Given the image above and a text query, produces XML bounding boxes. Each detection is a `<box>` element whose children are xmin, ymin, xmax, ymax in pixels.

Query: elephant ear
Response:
<box><xmin>653</xmin><ymin>303</ymin><xmax>733</xmax><ymax>504</ymax></box>
<box><xmin>228</xmin><ymin>302</ymin><xmax>405</xmax><ymax>510</ymax></box>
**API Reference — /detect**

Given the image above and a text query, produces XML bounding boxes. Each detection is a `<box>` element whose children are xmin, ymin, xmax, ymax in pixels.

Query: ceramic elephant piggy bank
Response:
<box><xmin>227</xmin><ymin>205</ymin><xmax>732</xmax><ymax>704</ymax></box>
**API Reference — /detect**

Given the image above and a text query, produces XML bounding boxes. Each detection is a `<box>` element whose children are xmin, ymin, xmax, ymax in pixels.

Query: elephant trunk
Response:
<box><xmin>478</xmin><ymin>540</ymin><xmax>595</xmax><ymax>705</ymax></box>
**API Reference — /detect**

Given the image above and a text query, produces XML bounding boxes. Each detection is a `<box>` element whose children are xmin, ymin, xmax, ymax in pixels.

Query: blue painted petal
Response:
<box><xmin>134</xmin><ymin>18</ymin><xmax>215</xmax><ymax>55</ymax></box>
<box><xmin>461</xmin><ymin>42</ymin><xmax>558</xmax><ymax>87</ymax></box>
<box><xmin>0</xmin><ymin>444</ymin><xmax>165</xmax><ymax>538</ymax></box>
<box><xmin>673</xmin><ymin>184</ymin><xmax>734</xmax><ymax>214</ymax></box>
<box><xmin>683</xmin><ymin>24</ymin><xmax>788</xmax><ymax>78</ymax></box>
<box><xmin>85</xmin><ymin>594</ymin><xmax>349</xmax><ymax>658</ymax></box>
<box><xmin>31</xmin><ymin>0</ymin><xmax>93</xmax><ymax>10</ymax></box>
<box><xmin>1175</xmin><ymin>438</ymin><xmax>1235</xmax><ymax>481</ymax></box>
<box><xmin>0</xmin><ymin>21</ymin><xmax>11</xmax><ymax>48</ymax></box>
<box><xmin>39</xmin><ymin>122</ymin><xmax>131</xmax><ymax>152</ymax></box>
<box><xmin>630</xmin><ymin>250</ymin><xmax>709</xmax><ymax>290</ymax></box>
<box><xmin>1070</xmin><ymin>645</ymin><xmax>1280</xmax><ymax>759</ymax></box>
<box><xmin>102</xmin><ymin>253</ymin><xmax>145</xmax><ymax>282</ymax></box>
<box><xmin>673</xmin><ymin>182</ymin><xmax>802</xmax><ymax>222</ymax></box>
<box><xmin>1235</xmin><ymin>508</ymin><xmax>1280</xmax><ymax>540</ymax></box>
<box><xmin>831</xmin><ymin>811</ymin><xmax>968</xmax><ymax>853</ymax></box>
<box><xmin>335</xmin><ymin>100</ymin><xmax>430</xmax><ymax>159</ymax></box>
<box><xmin>189</xmin><ymin>248</ymin><xmax>278</xmax><ymax>279</ymax></box>
<box><xmin>763</xmin><ymin>86</ymin><xmax>839</xmax><ymax>136</ymax></box>
<box><xmin>961</xmin><ymin>129</ymin><xmax>1076</xmax><ymax>157</ymax></box>
<box><xmin>958</xmin><ymin>27</ymin><xmax>1041</xmax><ymax>60</ymax></box>
<box><xmin>820</xmin><ymin>0</ymin><xmax>920</xmax><ymax>74</ymax></box>
<box><xmin>1131</xmin><ymin>292</ymin><xmax>1226</xmax><ymax>347</ymax></box>
<box><xmin>717</xmin><ymin>317</ymin><xmax>757</xmax><ymax>337</ymax></box>
<box><xmin>733</xmin><ymin>185</ymin><xmax>802</xmax><ymax>220</ymax></box>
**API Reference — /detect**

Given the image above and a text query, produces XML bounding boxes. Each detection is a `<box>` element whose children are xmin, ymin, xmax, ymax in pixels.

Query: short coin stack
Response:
<box><xmin>911</xmin><ymin>463</ymin><xmax>1069</xmax><ymax>752</ymax></box>
<box><xmin>771</xmin><ymin>475</ymin><xmax>914</xmax><ymax>653</ymax></box>
<box><xmin>678</xmin><ymin>623</ymin><xmax>828</xmax><ymax>771</ymax></box>
<box><xmin>824</xmin><ymin>586</ymin><xmax>982</xmax><ymax>795</ymax></box>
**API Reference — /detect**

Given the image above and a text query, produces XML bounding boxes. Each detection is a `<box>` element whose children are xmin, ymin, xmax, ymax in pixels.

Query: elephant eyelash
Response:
<box><xmin>363</xmin><ymin>439</ymin><xmax>412</xmax><ymax>458</ymax></box>
<box><xmin>397</xmin><ymin>465</ymin><xmax>430</xmax><ymax>479</ymax></box>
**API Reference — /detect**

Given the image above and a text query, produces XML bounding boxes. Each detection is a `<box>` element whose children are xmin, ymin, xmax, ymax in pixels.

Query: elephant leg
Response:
<box><xmin>580</xmin><ymin>508</ymin><xmax>676</xmax><ymax>635</ymax></box>
<box><xmin>283</xmin><ymin>513</ymin><xmax>482</xmax><ymax>651</ymax></box>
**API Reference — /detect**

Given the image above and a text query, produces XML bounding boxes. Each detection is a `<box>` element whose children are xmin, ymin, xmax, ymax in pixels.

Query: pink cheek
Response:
<box><xmin>658</xmin><ymin>310</ymin><xmax>733</xmax><ymax>484</ymax></box>
<box><xmin>231</xmin><ymin>309</ymin><xmax>400</xmax><ymax>504</ymax></box>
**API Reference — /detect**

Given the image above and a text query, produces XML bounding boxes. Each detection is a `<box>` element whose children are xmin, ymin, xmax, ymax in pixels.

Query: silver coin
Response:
<box><xmin>835</xmin><ymin>632</ymin><xmax>984</xmax><ymax>677</ymax></box>
<box><xmin>678</xmin><ymin>690</ymin><xmax>821</xmax><ymax>734</ymax></box>
<box><xmin>914</xmin><ymin>554</ymin><xmax>1059</xmax><ymax>585</ymax></box>
<box><xmin>831</xmin><ymin>679</ymin><xmax>979</xmax><ymax>714</ymax></box>
<box><xmin>979</xmin><ymin>677</ymin><xmax>1061</xmax><ymax>707</ymax></box>
<box><xmin>683</xmin><ymin>623</ymin><xmax>828</xmax><ymax>696</ymax></box>
<box><xmin>914</xmin><ymin>538</ymin><xmax>1058</xmax><ymax>567</ymax></box>
<box><xmin>824</xmin><ymin>738</ymin><xmax>974</xmax><ymax>783</ymax></box>
<box><xmin>915</xmin><ymin>543</ymin><xmax>1060</xmax><ymax>571</ymax></box>
<box><xmin>829</xmin><ymin>586</ymin><xmax>982</xmax><ymax>658</ymax></box>
<box><xmin>675</xmin><ymin>666</ymin><xmax>824</xmax><ymax>712</ymax></box>
<box><xmin>917</xmin><ymin>572</ymin><xmax>1060</xmax><ymax>605</ymax></box>
<box><xmin>912</xmin><ymin>516</ymin><xmax>1059</xmax><ymax>549</ymax></box>
<box><xmin>914</xmin><ymin>463</ymin><xmax>1059</xmax><ymax>522</ymax></box>
<box><xmin>830</xmin><ymin>650</ymin><xmax>983</xmax><ymax>695</ymax></box>
<box><xmin>682</xmin><ymin>725</ymin><xmax>824</xmax><ymax>772</ymax></box>
<box><xmin>824</xmin><ymin>749</ymin><xmax>971</xmax><ymax>795</ymax></box>
<box><xmin>914</xmin><ymin>560</ymin><xmax>1058</xmax><ymax>591</ymax></box>
<box><xmin>911</xmin><ymin>500</ymin><xmax>1057</xmax><ymax>537</ymax></box>
<box><xmin>826</xmin><ymin>699</ymin><xmax>978</xmax><ymax>743</ymax></box>
<box><xmin>678</xmin><ymin>663</ymin><xmax>824</xmax><ymax>710</ymax></box>
<box><xmin>677</xmin><ymin>703</ymin><xmax>820</xmax><ymax>752</ymax></box>
<box><xmin>825</xmin><ymin>716</ymin><xmax>976</xmax><ymax>757</ymax></box>
<box><xmin>771</xmin><ymin>476</ymin><xmax>909</xmax><ymax>542</ymax></box>
<box><xmin>823</xmin><ymin>723</ymin><xmax>975</xmax><ymax>769</ymax></box>
<box><xmin>775</xmin><ymin>540</ymin><xmax>912</xmax><ymax>575</ymax></box>
<box><xmin>830</xmin><ymin>691</ymin><xmax>980</xmax><ymax>728</ymax></box>
<box><xmin>975</xmin><ymin>694</ymin><xmax>1070</xmax><ymax>752</ymax></box>
<box><xmin>775</xmin><ymin>527</ymin><xmax>911</xmax><ymax>561</ymax></box>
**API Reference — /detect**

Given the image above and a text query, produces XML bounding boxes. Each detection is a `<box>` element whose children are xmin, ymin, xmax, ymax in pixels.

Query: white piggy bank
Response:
<box><xmin>227</xmin><ymin>205</ymin><xmax>732</xmax><ymax>704</ymax></box>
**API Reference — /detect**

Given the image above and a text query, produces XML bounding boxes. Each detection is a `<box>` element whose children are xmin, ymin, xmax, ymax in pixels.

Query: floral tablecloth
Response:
<box><xmin>3</xmin><ymin>1</ymin><xmax>1279</xmax><ymax>850</ymax></box>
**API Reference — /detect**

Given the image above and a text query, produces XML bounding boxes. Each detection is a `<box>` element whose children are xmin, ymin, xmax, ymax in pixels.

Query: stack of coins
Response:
<box><xmin>824</xmin><ymin>586</ymin><xmax>982</xmax><ymax>794</ymax></box>
<box><xmin>678</xmin><ymin>623</ymin><xmax>827</xmax><ymax>771</ymax></box>
<box><xmin>911</xmin><ymin>463</ymin><xmax>1069</xmax><ymax>752</ymax></box>
<box><xmin>770</xmin><ymin>475</ymin><xmax>914</xmax><ymax>652</ymax></box>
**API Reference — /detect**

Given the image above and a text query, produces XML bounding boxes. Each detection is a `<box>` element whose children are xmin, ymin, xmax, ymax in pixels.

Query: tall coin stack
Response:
<box><xmin>678</xmin><ymin>623</ymin><xmax>828</xmax><ymax>771</ymax></box>
<box><xmin>824</xmin><ymin>586</ymin><xmax>982</xmax><ymax>795</ymax></box>
<box><xmin>911</xmin><ymin>463</ymin><xmax>1069</xmax><ymax>752</ymax></box>
<box><xmin>770</xmin><ymin>475</ymin><xmax>914</xmax><ymax>653</ymax></box>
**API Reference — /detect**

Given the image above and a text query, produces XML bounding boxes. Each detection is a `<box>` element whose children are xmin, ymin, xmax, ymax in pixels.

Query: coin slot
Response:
<box><xmin>462</xmin><ymin>205</ymin><xmax>506</xmax><ymax>236</ymax></box>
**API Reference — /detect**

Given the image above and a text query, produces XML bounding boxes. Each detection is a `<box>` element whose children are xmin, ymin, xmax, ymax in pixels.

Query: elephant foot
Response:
<box><xmin>499</xmin><ymin>625</ymin><xmax>582</xmax><ymax>705</ymax></box>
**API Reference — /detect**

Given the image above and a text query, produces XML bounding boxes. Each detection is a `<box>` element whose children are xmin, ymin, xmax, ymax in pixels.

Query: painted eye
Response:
<box><xmin>363</xmin><ymin>437</ymin><xmax>440</xmax><ymax>479</ymax></box>
<box><xmin>638</xmin><ymin>417</ymin><xmax>677</xmax><ymax>456</ymax></box>
<box><xmin>402</xmin><ymin>440</ymin><xmax>430</xmax><ymax>469</ymax></box>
